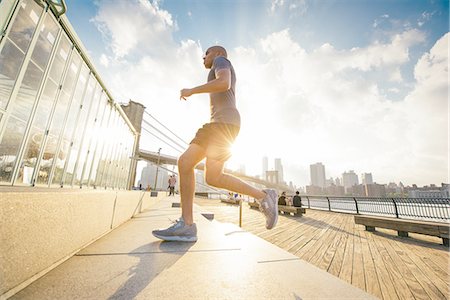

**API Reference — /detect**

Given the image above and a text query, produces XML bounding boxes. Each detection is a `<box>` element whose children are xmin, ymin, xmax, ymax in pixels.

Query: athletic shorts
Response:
<box><xmin>190</xmin><ymin>123</ymin><xmax>240</xmax><ymax>161</ymax></box>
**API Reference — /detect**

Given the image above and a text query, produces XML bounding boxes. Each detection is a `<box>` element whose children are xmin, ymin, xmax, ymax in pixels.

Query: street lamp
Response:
<box><xmin>154</xmin><ymin>147</ymin><xmax>162</xmax><ymax>190</ymax></box>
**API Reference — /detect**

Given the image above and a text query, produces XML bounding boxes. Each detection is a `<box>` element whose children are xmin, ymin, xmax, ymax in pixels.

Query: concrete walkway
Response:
<box><xmin>11</xmin><ymin>196</ymin><xmax>375</xmax><ymax>299</ymax></box>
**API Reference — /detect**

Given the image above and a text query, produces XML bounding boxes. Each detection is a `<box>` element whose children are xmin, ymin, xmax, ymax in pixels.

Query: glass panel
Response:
<box><xmin>8</xmin><ymin>0</ymin><xmax>42</xmax><ymax>53</ymax></box>
<box><xmin>11</xmin><ymin>61</ymin><xmax>43</xmax><ymax>121</ymax></box>
<box><xmin>49</xmin><ymin>35</ymin><xmax>71</xmax><ymax>82</ymax></box>
<box><xmin>0</xmin><ymin>117</ymin><xmax>26</xmax><ymax>183</ymax></box>
<box><xmin>63</xmin><ymin>64</ymin><xmax>88</xmax><ymax>142</ymax></box>
<box><xmin>33</xmin><ymin>79</ymin><xmax>58</xmax><ymax>130</ymax></box>
<box><xmin>31</xmin><ymin>15</ymin><xmax>59</xmax><ymax>70</ymax></box>
<box><xmin>103</xmin><ymin>112</ymin><xmax>120</xmax><ymax>188</ymax></box>
<box><xmin>90</xmin><ymin>104</ymin><xmax>112</xmax><ymax>187</ymax></box>
<box><xmin>37</xmin><ymin>52</ymin><xmax>80</xmax><ymax>185</ymax></box>
<box><xmin>97</xmin><ymin>109</ymin><xmax>118</xmax><ymax>187</ymax></box>
<box><xmin>83</xmin><ymin>94</ymin><xmax>107</xmax><ymax>186</ymax></box>
<box><xmin>53</xmin><ymin>65</ymin><xmax>89</xmax><ymax>186</ymax></box>
<box><xmin>74</xmin><ymin>87</ymin><xmax>102</xmax><ymax>186</ymax></box>
<box><xmin>36</xmin><ymin>132</ymin><xmax>57</xmax><ymax>184</ymax></box>
<box><xmin>63</xmin><ymin>74</ymin><xmax>94</xmax><ymax>186</ymax></box>
<box><xmin>0</xmin><ymin>41</ymin><xmax>25</xmax><ymax>110</ymax></box>
<box><xmin>16</xmin><ymin>125</ymin><xmax>42</xmax><ymax>184</ymax></box>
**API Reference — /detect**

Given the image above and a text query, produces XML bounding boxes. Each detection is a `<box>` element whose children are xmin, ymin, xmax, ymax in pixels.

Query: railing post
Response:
<box><xmin>353</xmin><ymin>197</ymin><xmax>359</xmax><ymax>214</ymax></box>
<box><xmin>307</xmin><ymin>196</ymin><xmax>311</xmax><ymax>209</ymax></box>
<box><xmin>326</xmin><ymin>197</ymin><xmax>331</xmax><ymax>211</ymax></box>
<box><xmin>239</xmin><ymin>199</ymin><xmax>243</xmax><ymax>227</ymax></box>
<box><xmin>392</xmin><ymin>198</ymin><xmax>399</xmax><ymax>218</ymax></box>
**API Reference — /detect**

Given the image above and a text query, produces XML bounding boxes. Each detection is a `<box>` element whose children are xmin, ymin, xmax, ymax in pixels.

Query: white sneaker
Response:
<box><xmin>152</xmin><ymin>217</ymin><xmax>198</xmax><ymax>242</ymax></box>
<box><xmin>259</xmin><ymin>189</ymin><xmax>278</xmax><ymax>229</ymax></box>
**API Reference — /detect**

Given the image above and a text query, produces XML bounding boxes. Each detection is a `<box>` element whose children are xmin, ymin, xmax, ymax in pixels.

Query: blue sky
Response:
<box><xmin>64</xmin><ymin>0</ymin><xmax>449</xmax><ymax>187</ymax></box>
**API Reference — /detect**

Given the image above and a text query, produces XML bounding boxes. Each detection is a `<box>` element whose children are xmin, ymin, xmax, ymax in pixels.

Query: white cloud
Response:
<box><xmin>99</xmin><ymin>53</ymin><xmax>109</xmax><ymax>67</ymax></box>
<box><xmin>270</xmin><ymin>0</ymin><xmax>307</xmax><ymax>16</ymax></box>
<box><xmin>230</xmin><ymin>29</ymin><xmax>446</xmax><ymax>186</ymax></box>
<box><xmin>92</xmin><ymin>0</ymin><xmax>176</xmax><ymax>59</ymax></box>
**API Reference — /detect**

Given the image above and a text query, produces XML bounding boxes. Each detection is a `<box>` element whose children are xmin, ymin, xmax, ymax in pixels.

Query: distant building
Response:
<box><xmin>238</xmin><ymin>164</ymin><xmax>246</xmax><ymax>174</ymax></box>
<box><xmin>342</xmin><ymin>170</ymin><xmax>359</xmax><ymax>193</ymax></box>
<box><xmin>266</xmin><ymin>170</ymin><xmax>279</xmax><ymax>184</ymax></box>
<box><xmin>361</xmin><ymin>173</ymin><xmax>373</xmax><ymax>185</ymax></box>
<box><xmin>138</xmin><ymin>162</ymin><xmax>168</xmax><ymax>190</ymax></box>
<box><xmin>349</xmin><ymin>184</ymin><xmax>366</xmax><ymax>197</ymax></box>
<box><xmin>306</xmin><ymin>185</ymin><xmax>324</xmax><ymax>195</ymax></box>
<box><xmin>365</xmin><ymin>183</ymin><xmax>386</xmax><ymax>197</ymax></box>
<box><xmin>274</xmin><ymin>158</ymin><xmax>284</xmax><ymax>183</ymax></box>
<box><xmin>310</xmin><ymin>162</ymin><xmax>326</xmax><ymax>188</ymax></box>
<box><xmin>407</xmin><ymin>184</ymin><xmax>450</xmax><ymax>198</ymax></box>
<box><xmin>262</xmin><ymin>156</ymin><xmax>268</xmax><ymax>180</ymax></box>
<box><xmin>325</xmin><ymin>185</ymin><xmax>345</xmax><ymax>196</ymax></box>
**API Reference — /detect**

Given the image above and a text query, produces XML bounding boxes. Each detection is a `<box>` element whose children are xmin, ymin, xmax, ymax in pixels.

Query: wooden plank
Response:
<box><xmin>351</xmin><ymin>223</ymin><xmax>366</xmax><ymax>291</ymax></box>
<box><xmin>359</xmin><ymin>224</ymin><xmax>383</xmax><ymax>299</ymax></box>
<box><xmin>397</xmin><ymin>240</ymin><xmax>449</xmax><ymax>298</ymax></box>
<box><xmin>389</xmin><ymin>237</ymin><xmax>447</xmax><ymax>299</ymax></box>
<box><xmin>364</xmin><ymin>229</ymin><xmax>400</xmax><ymax>299</ymax></box>
<box><xmin>316</xmin><ymin>214</ymin><xmax>349</xmax><ymax>272</ymax></box>
<box><xmin>371</xmin><ymin>231</ymin><xmax>415</xmax><ymax>299</ymax></box>
<box><xmin>375</xmin><ymin>230</ymin><xmax>431</xmax><ymax>300</ymax></box>
<box><xmin>338</xmin><ymin>213</ymin><xmax>354</xmax><ymax>284</ymax></box>
<box><xmin>327</xmin><ymin>214</ymin><xmax>351</xmax><ymax>277</ymax></box>
<box><xmin>309</xmin><ymin>214</ymin><xmax>347</xmax><ymax>270</ymax></box>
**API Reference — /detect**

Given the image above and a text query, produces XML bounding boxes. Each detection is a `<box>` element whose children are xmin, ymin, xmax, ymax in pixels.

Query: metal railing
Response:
<box><xmin>301</xmin><ymin>196</ymin><xmax>450</xmax><ymax>222</ymax></box>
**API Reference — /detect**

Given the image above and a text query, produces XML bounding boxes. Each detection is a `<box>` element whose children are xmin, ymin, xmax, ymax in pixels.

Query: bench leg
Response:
<box><xmin>443</xmin><ymin>238</ymin><xmax>449</xmax><ymax>247</ymax></box>
<box><xmin>365</xmin><ymin>226</ymin><xmax>375</xmax><ymax>232</ymax></box>
<box><xmin>398</xmin><ymin>231</ymin><xmax>409</xmax><ymax>237</ymax></box>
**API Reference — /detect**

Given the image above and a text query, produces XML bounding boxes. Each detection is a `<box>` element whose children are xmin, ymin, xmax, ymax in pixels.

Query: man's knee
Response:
<box><xmin>205</xmin><ymin>171</ymin><xmax>223</xmax><ymax>187</ymax></box>
<box><xmin>178</xmin><ymin>153</ymin><xmax>194</xmax><ymax>173</ymax></box>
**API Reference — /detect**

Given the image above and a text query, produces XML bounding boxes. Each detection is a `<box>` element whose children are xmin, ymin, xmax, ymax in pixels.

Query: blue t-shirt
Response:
<box><xmin>208</xmin><ymin>56</ymin><xmax>241</xmax><ymax>126</ymax></box>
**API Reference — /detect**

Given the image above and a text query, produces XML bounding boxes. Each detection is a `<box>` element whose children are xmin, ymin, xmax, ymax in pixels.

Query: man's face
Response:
<box><xmin>203</xmin><ymin>48</ymin><xmax>215</xmax><ymax>69</ymax></box>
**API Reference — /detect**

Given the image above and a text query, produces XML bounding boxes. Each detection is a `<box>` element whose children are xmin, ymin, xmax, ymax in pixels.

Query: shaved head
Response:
<box><xmin>207</xmin><ymin>45</ymin><xmax>227</xmax><ymax>58</ymax></box>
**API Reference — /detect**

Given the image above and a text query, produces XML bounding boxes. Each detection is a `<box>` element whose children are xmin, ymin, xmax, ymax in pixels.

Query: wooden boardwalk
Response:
<box><xmin>194</xmin><ymin>198</ymin><xmax>450</xmax><ymax>300</ymax></box>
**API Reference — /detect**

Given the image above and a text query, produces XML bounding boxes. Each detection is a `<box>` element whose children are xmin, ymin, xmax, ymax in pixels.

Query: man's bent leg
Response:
<box><xmin>205</xmin><ymin>158</ymin><xmax>278</xmax><ymax>229</ymax></box>
<box><xmin>204</xmin><ymin>159</ymin><xmax>266</xmax><ymax>200</ymax></box>
<box><xmin>178</xmin><ymin>144</ymin><xmax>206</xmax><ymax>225</ymax></box>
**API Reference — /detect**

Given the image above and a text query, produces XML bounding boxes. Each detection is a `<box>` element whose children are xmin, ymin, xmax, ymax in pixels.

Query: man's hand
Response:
<box><xmin>180</xmin><ymin>88</ymin><xmax>193</xmax><ymax>100</ymax></box>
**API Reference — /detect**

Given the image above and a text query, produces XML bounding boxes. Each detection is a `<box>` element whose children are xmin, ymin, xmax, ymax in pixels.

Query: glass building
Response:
<box><xmin>0</xmin><ymin>0</ymin><xmax>137</xmax><ymax>189</ymax></box>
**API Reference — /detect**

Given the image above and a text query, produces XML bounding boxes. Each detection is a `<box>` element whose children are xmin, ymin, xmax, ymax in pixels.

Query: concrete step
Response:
<box><xmin>11</xmin><ymin>197</ymin><xmax>375</xmax><ymax>299</ymax></box>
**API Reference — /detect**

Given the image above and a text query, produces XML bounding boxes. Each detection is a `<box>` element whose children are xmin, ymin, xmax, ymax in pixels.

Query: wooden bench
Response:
<box><xmin>221</xmin><ymin>198</ymin><xmax>240</xmax><ymax>205</ymax></box>
<box><xmin>354</xmin><ymin>215</ymin><xmax>449</xmax><ymax>246</ymax></box>
<box><xmin>248</xmin><ymin>201</ymin><xmax>259</xmax><ymax>209</ymax></box>
<box><xmin>278</xmin><ymin>205</ymin><xmax>305</xmax><ymax>217</ymax></box>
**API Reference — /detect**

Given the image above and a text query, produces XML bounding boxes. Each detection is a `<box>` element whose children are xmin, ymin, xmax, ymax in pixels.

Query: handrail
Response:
<box><xmin>297</xmin><ymin>195</ymin><xmax>449</xmax><ymax>222</ymax></box>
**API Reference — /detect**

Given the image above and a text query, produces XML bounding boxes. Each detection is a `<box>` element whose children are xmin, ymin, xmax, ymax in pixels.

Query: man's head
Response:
<box><xmin>296</xmin><ymin>191</ymin><xmax>299</xmax><ymax>195</ymax></box>
<box><xmin>203</xmin><ymin>45</ymin><xmax>227</xmax><ymax>69</ymax></box>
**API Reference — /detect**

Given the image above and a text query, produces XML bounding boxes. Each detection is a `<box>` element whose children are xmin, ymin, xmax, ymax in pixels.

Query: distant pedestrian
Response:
<box><xmin>278</xmin><ymin>192</ymin><xmax>287</xmax><ymax>206</ymax></box>
<box><xmin>293</xmin><ymin>191</ymin><xmax>302</xmax><ymax>207</ymax></box>
<box><xmin>168</xmin><ymin>175</ymin><xmax>177</xmax><ymax>196</ymax></box>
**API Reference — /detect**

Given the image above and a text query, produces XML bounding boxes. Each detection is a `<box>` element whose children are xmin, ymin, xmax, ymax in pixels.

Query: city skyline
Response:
<box><xmin>65</xmin><ymin>0</ymin><xmax>448</xmax><ymax>187</ymax></box>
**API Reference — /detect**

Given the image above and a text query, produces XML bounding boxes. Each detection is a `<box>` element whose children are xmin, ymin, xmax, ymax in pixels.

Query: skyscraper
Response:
<box><xmin>310</xmin><ymin>162</ymin><xmax>326</xmax><ymax>188</ymax></box>
<box><xmin>262</xmin><ymin>156</ymin><xmax>268</xmax><ymax>180</ymax></box>
<box><xmin>342</xmin><ymin>170</ymin><xmax>359</xmax><ymax>192</ymax></box>
<box><xmin>361</xmin><ymin>173</ymin><xmax>373</xmax><ymax>185</ymax></box>
<box><xmin>274</xmin><ymin>158</ymin><xmax>284</xmax><ymax>183</ymax></box>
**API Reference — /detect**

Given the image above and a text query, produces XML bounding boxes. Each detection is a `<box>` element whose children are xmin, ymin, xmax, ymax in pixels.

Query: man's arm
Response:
<box><xmin>180</xmin><ymin>68</ymin><xmax>231</xmax><ymax>100</ymax></box>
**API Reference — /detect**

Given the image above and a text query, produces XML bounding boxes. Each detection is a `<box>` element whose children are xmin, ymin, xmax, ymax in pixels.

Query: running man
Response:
<box><xmin>152</xmin><ymin>46</ymin><xmax>278</xmax><ymax>242</ymax></box>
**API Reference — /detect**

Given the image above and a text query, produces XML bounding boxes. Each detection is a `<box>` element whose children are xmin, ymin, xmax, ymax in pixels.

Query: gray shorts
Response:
<box><xmin>190</xmin><ymin>123</ymin><xmax>240</xmax><ymax>161</ymax></box>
